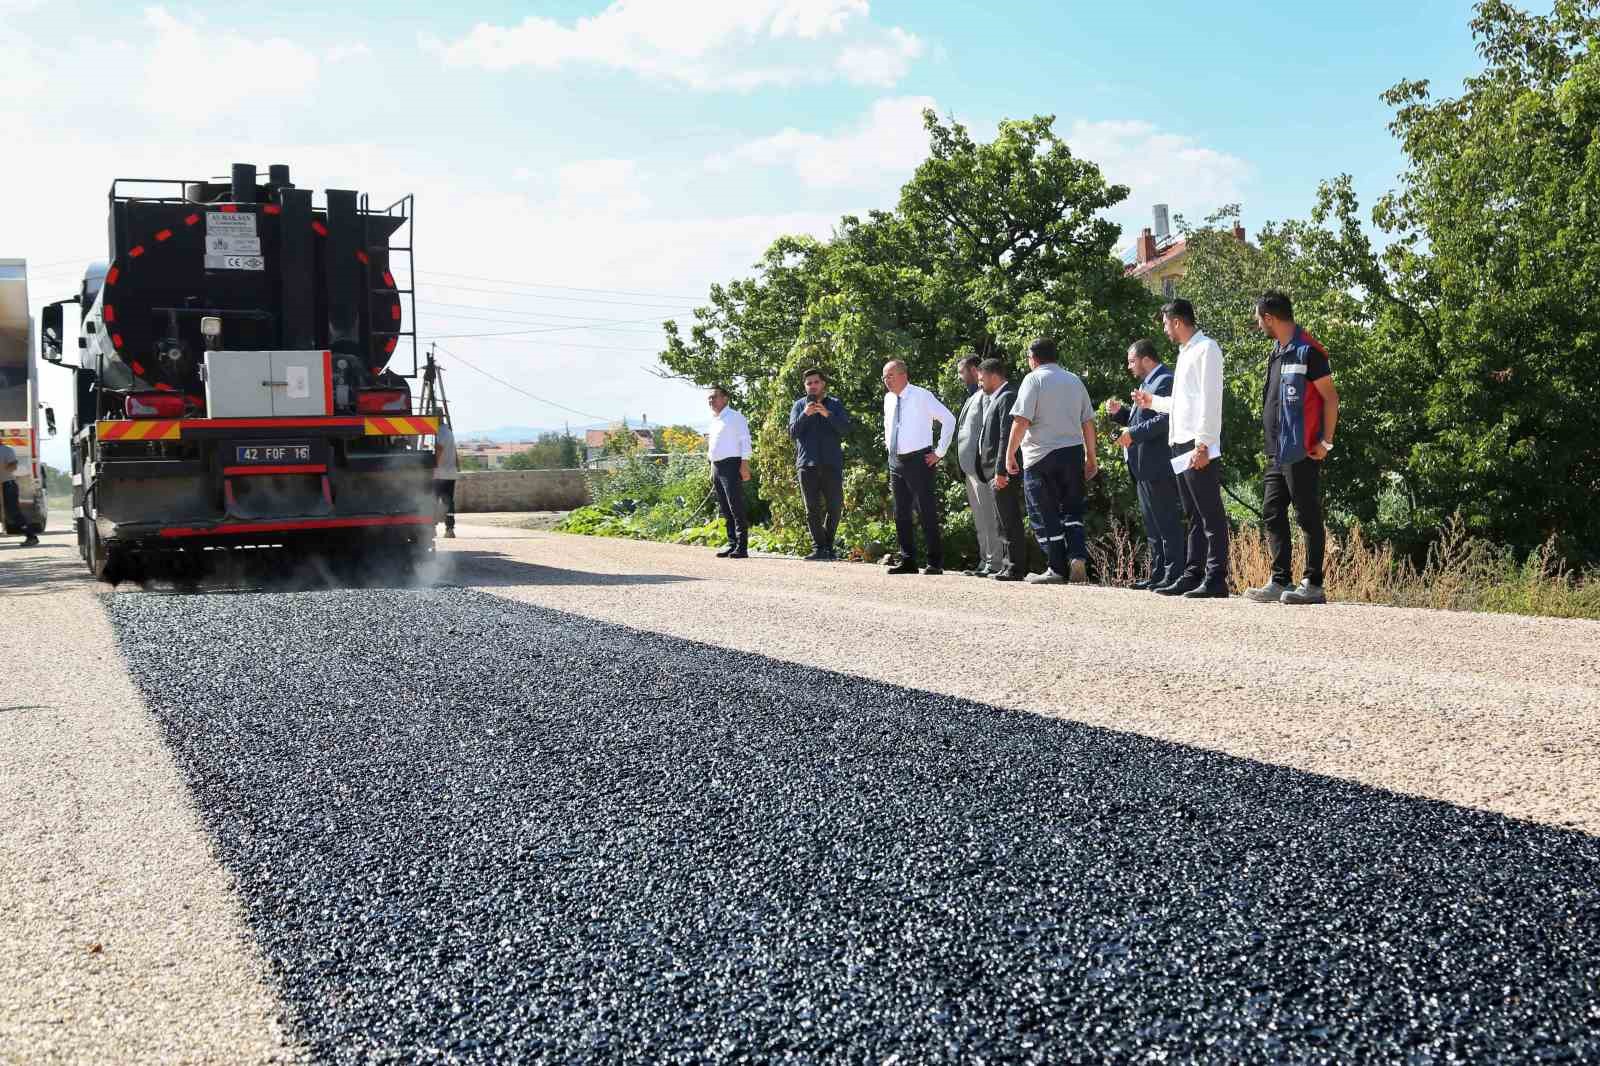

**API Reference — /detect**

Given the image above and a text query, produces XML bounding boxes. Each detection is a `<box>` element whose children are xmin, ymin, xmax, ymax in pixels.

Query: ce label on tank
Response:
<box><xmin>205</xmin><ymin>254</ymin><xmax>265</xmax><ymax>271</ymax></box>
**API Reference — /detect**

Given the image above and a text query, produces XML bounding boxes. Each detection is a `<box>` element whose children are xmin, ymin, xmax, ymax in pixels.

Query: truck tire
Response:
<box><xmin>85</xmin><ymin>519</ymin><xmax>126</xmax><ymax>584</ymax></box>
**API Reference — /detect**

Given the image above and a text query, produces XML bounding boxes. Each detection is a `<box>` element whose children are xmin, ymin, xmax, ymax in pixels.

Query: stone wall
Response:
<box><xmin>453</xmin><ymin>469</ymin><xmax>590</xmax><ymax>513</ymax></box>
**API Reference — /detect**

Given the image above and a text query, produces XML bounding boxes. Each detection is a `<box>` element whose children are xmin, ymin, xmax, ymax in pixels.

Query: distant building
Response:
<box><xmin>458</xmin><ymin>439</ymin><xmax>542</xmax><ymax>469</ymax></box>
<box><xmin>1123</xmin><ymin>204</ymin><xmax>1247</xmax><ymax>298</ymax></box>
<box><xmin>584</xmin><ymin>426</ymin><xmax>654</xmax><ymax>464</ymax></box>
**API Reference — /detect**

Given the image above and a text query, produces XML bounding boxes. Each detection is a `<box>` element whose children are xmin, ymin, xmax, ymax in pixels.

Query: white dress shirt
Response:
<box><xmin>882</xmin><ymin>383</ymin><xmax>956</xmax><ymax>458</ymax></box>
<box><xmin>1150</xmin><ymin>330</ymin><xmax>1224</xmax><ymax>453</ymax></box>
<box><xmin>706</xmin><ymin>407</ymin><xmax>752</xmax><ymax>462</ymax></box>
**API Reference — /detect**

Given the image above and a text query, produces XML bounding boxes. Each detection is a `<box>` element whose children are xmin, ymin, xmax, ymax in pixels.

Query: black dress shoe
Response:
<box><xmin>1131</xmin><ymin>579</ymin><xmax>1153</xmax><ymax>591</ymax></box>
<box><xmin>804</xmin><ymin>551</ymin><xmax>826</xmax><ymax>561</ymax></box>
<box><xmin>922</xmin><ymin>566</ymin><xmax>945</xmax><ymax>576</ymax></box>
<box><xmin>992</xmin><ymin>570</ymin><xmax>1026</xmax><ymax>582</ymax></box>
<box><xmin>1182</xmin><ymin>583</ymin><xmax>1229</xmax><ymax>599</ymax></box>
<box><xmin>715</xmin><ymin>545</ymin><xmax>736</xmax><ymax>557</ymax></box>
<box><xmin>729</xmin><ymin>550</ymin><xmax>749</xmax><ymax>559</ymax></box>
<box><xmin>1155</xmin><ymin>575</ymin><xmax>1202</xmax><ymax>596</ymax></box>
<box><xmin>886</xmin><ymin>561</ymin><xmax>918</xmax><ymax>574</ymax></box>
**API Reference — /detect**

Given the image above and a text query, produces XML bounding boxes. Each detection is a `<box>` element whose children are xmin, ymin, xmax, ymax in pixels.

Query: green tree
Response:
<box><xmin>660</xmin><ymin>111</ymin><xmax>1156</xmax><ymax>548</ymax></box>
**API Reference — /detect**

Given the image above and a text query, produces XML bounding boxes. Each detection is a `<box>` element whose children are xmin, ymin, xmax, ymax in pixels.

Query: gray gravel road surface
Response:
<box><xmin>105</xmin><ymin>582</ymin><xmax>1600</xmax><ymax>1064</ymax></box>
<box><xmin>0</xmin><ymin>532</ymin><xmax>300</xmax><ymax>1065</ymax></box>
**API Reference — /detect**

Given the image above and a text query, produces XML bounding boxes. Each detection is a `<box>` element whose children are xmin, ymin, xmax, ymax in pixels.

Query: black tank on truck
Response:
<box><xmin>40</xmin><ymin>163</ymin><xmax>435</xmax><ymax>581</ymax></box>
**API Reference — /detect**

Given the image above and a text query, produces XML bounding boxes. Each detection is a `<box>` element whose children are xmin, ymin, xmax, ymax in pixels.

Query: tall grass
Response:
<box><xmin>562</xmin><ymin>459</ymin><xmax>1598</xmax><ymax>620</ymax></box>
<box><xmin>1199</xmin><ymin>515</ymin><xmax>1597</xmax><ymax>619</ymax></box>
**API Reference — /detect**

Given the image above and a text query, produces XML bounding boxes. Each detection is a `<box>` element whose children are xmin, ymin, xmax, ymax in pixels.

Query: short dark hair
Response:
<box><xmin>1129</xmin><ymin>338</ymin><xmax>1159</xmax><ymax>363</ymax></box>
<box><xmin>1160</xmin><ymin>299</ymin><xmax>1196</xmax><ymax>327</ymax></box>
<box><xmin>1256</xmin><ymin>291</ymin><xmax>1294</xmax><ymax>323</ymax></box>
<box><xmin>1027</xmin><ymin>337</ymin><xmax>1058</xmax><ymax>363</ymax></box>
<box><xmin>708</xmin><ymin>384</ymin><xmax>730</xmax><ymax>400</ymax></box>
<box><xmin>978</xmin><ymin>357</ymin><xmax>1008</xmax><ymax>377</ymax></box>
<box><xmin>956</xmin><ymin>354</ymin><xmax>981</xmax><ymax>372</ymax></box>
<box><xmin>801</xmin><ymin>367</ymin><xmax>827</xmax><ymax>383</ymax></box>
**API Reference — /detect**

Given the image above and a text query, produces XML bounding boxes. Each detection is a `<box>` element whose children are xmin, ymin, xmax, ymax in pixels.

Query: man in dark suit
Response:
<box><xmin>977</xmin><ymin>358</ymin><xmax>1029</xmax><ymax>581</ymax></box>
<box><xmin>1108</xmin><ymin>339</ymin><xmax>1185</xmax><ymax>589</ymax></box>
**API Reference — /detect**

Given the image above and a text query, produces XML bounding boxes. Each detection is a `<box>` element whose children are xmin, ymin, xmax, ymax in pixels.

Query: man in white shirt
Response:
<box><xmin>433</xmin><ymin>421</ymin><xmax>460</xmax><ymax>540</ymax></box>
<box><xmin>705</xmin><ymin>385</ymin><xmax>752</xmax><ymax>559</ymax></box>
<box><xmin>881</xmin><ymin>359</ymin><xmax>955</xmax><ymax>575</ymax></box>
<box><xmin>1133</xmin><ymin>298</ymin><xmax>1231</xmax><ymax>597</ymax></box>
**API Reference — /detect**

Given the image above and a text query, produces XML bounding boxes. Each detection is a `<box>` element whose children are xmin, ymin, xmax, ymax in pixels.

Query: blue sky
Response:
<box><xmin>1</xmin><ymin>0</ymin><xmax>1484</xmax><ymax>462</ymax></box>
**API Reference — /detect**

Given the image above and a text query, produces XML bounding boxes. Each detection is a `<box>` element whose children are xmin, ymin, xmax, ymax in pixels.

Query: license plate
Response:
<box><xmin>234</xmin><ymin>442</ymin><xmax>312</xmax><ymax>465</ymax></box>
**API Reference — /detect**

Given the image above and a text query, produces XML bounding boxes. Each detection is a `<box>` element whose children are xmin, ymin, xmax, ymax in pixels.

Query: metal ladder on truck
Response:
<box><xmin>419</xmin><ymin>346</ymin><xmax>452</xmax><ymax>424</ymax></box>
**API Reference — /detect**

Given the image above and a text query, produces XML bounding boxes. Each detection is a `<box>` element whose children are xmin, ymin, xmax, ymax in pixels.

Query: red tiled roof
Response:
<box><xmin>1126</xmin><ymin>238</ymin><xmax>1188</xmax><ymax>279</ymax></box>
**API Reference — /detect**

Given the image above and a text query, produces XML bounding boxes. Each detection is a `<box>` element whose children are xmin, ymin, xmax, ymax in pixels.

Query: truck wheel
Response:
<box><xmin>85</xmin><ymin>520</ymin><xmax>126</xmax><ymax>584</ymax></box>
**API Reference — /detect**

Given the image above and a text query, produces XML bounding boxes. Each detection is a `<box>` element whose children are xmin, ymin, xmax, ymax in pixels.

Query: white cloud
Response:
<box><xmin>833</xmin><ymin>26</ymin><xmax>925</xmax><ymax>87</ymax></box>
<box><xmin>552</xmin><ymin>158</ymin><xmax>652</xmax><ymax>216</ymax></box>
<box><xmin>1063</xmin><ymin>119</ymin><xmax>1254</xmax><ymax>236</ymax></box>
<box><xmin>422</xmin><ymin>0</ymin><xmax>924</xmax><ymax>91</ymax></box>
<box><xmin>138</xmin><ymin>7</ymin><xmax>321</xmax><ymax>124</ymax></box>
<box><xmin>708</xmin><ymin>95</ymin><xmax>936</xmax><ymax>190</ymax></box>
<box><xmin>325</xmin><ymin>42</ymin><xmax>373</xmax><ymax>63</ymax></box>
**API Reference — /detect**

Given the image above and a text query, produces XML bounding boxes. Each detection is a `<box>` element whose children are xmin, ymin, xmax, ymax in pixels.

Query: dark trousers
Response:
<box><xmin>992</xmin><ymin>474</ymin><xmax>1028</xmax><ymax>575</ymax></box>
<box><xmin>1135</xmin><ymin>475</ymin><xmax>1187</xmax><ymax>586</ymax></box>
<box><xmin>889</xmin><ymin>449</ymin><xmax>942</xmax><ymax>568</ymax></box>
<box><xmin>798</xmin><ymin>464</ymin><xmax>843</xmax><ymax>553</ymax></box>
<box><xmin>1022</xmin><ymin>445</ymin><xmax>1087</xmax><ymax>576</ymax></box>
<box><xmin>434</xmin><ymin>480</ymin><xmax>456</xmax><ymax>532</ymax></box>
<box><xmin>1174</xmin><ymin>446</ymin><xmax>1229</xmax><ymax>587</ymax></box>
<box><xmin>1264</xmin><ymin>458</ymin><xmax>1325</xmax><ymax>586</ymax></box>
<box><xmin>3</xmin><ymin>479</ymin><xmax>39</xmax><ymax>536</ymax></box>
<box><xmin>712</xmin><ymin>457</ymin><xmax>748</xmax><ymax>550</ymax></box>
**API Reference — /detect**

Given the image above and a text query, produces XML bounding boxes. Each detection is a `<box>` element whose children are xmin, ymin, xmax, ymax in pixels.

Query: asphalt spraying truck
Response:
<box><xmin>41</xmin><ymin>163</ymin><xmax>437</xmax><ymax>581</ymax></box>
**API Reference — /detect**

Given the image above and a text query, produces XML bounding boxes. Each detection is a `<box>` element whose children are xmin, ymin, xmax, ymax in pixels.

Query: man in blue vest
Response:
<box><xmin>1108</xmin><ymin>339</ymin><xmax>1185</xmax><ymax>589</ymax></box>
<box><xmin>1246</xmin><ymin>290</ymin><xmax>1340</xmax><ymax>605</ymax></box>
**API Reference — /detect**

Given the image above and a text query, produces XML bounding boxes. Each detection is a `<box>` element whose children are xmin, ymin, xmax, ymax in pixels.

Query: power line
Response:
<box><xmin>417</xmin><ymin>280</ymin><xmax>693</xmax><ymax>312</ymax></box>
<box><xmin>418</xmin><ymin>299</ymin><xmax>664</xmax><ymax>321</ymax></box>
<box><xmin>417</xmin><ymin>269</ymin><xmax>702</xmax><ymax>301</ymax></box>
<box><xmin>418</xmin><ymin>308</ymin><xmax>665</xmax><ymax>333</ymax></box>
<box><xmin>431</xmin><ymin>344</ymin><xmax>615</xmax><ymax>422</ymax></box>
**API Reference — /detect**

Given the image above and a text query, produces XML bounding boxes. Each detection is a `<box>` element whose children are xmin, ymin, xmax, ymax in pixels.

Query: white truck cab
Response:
<box><xmin>1</xmin><ymin>259</ymin><xmax>55</xmax><ymax>534</ymax></box>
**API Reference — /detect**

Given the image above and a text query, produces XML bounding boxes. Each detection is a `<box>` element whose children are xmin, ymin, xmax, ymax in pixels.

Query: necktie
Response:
<box><xmin>890</xmin><ymin>393</ymin><xmax>902</xmax><ymax>455</ymax></box>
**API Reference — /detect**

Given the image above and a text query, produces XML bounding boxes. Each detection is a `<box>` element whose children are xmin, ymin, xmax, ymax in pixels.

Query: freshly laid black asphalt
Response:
<box><xmin>107</xmin><ymin>587</ymin><xmax>1600</xmax><ymax>1064</ymax></box>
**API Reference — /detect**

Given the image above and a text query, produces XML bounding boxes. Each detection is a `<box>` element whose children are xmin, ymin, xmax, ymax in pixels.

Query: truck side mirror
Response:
<box><xmin>41</xmin><ymin>302</ymin><xmax>64</xmax><ymax>363</ymax></box>
<box><xmin>43</xmin><ymin>405</ymin><xmax>57</xmax><ymax>437</ymax></box>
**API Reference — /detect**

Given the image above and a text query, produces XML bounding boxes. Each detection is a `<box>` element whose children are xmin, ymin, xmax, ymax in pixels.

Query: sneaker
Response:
<box><xmin>1025</xmin><ymin>569</ymin><xmax>1067</xmax><ymax>585</ymax></box>
<box><xmin>1068</xmin><ymin>558</ymin><xmax>1087</xmax><ymax>584</ymax></box>
<box><xmin>1280</xmin><ymin>580</ymin><xmax>1327</xmax><ymax>605</ymax></box>
<box><xmin>962</xmin><ymin>567</ymin><xmax>991</xmax><ymax>577</ymax></box>
<box><xmin>1245</xmin><ymin>580</ymin><xmax>1288</xmax><ymax>603</ymax></box>
<box><xmin>921</xmin><ymin>566</ymin><xmax>945</xmax><ymax>576</ymax></box>
<box><xmin>886</xmin><ymin>561</ymin><xmax>918</xmax><ymax>575</ymax></box>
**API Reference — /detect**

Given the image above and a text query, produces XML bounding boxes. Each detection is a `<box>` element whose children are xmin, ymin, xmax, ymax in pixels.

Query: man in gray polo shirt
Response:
<box><xmin>1004</xmin><ymin>337</ymin><xmax>1098</xmax><ymax>584</ymax></box>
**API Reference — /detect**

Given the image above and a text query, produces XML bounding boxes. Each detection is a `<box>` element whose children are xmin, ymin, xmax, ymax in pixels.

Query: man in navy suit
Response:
<box><xmin>1108</xmin><ymin>339</ymin><xmax>1185</xmax><ymax>590</ymax></box>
